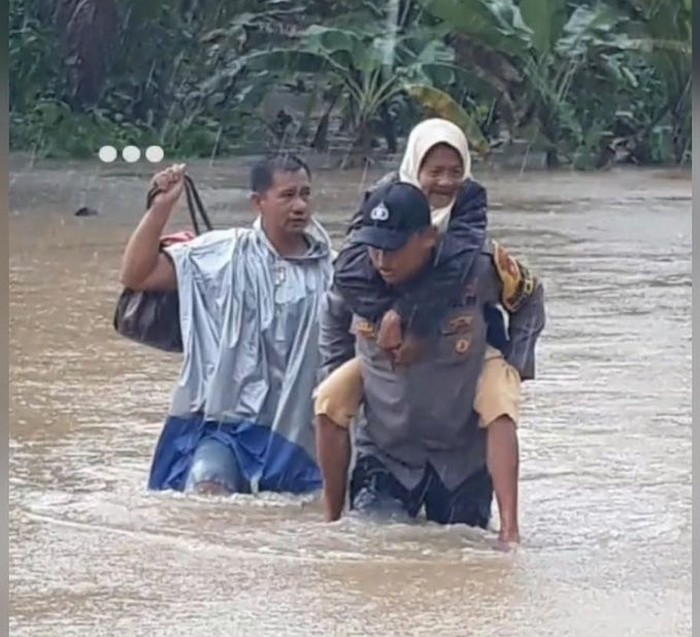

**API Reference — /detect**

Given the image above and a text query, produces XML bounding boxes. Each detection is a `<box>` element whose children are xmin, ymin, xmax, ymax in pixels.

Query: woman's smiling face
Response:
<box><xmin>417</xmin><ymin>143</ymin><xmax>465</xmax><ymax>209</ymax></box>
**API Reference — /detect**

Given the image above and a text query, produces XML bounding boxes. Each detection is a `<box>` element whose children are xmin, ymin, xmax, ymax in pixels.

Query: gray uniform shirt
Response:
<box><xmin>318</xmin><ymin>240</ymin><xmax>546</xmax><ymax>492</ymax></box>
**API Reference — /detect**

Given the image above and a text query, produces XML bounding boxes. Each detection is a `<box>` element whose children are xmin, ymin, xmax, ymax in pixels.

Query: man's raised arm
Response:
<box><xmin>119</xmin><ymin>164</ymin><xmax>186</xmax><ymax>292</ymax></box>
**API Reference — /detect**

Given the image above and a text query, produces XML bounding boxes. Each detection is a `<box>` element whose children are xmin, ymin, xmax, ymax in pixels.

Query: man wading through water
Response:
<box><xmin>120</xmin><ymin>156</ymin><xmax>334</xmax><ymax>496</ymax></box>
<box><xmin>315</xmin><ymin>182</ymin><xmax>545</xmax><ymax>548</ymax></box>
<box><xmin>314</xmin><ymin>119</ymin><xmax>545</xmax><ymax>546</ymax></box>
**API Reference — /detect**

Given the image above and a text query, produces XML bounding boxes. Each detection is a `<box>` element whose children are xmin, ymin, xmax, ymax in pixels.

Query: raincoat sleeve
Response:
<box><xmin>488</xmin><ymin>241</ymin><xmax>546</xmax><ymax>380</ymax></box>
<box><xmin>332</xmin><ymin>179</ymin><xmax>489</xmax><ymax>337</ymax></box>
<box><xmin>317</xmin><ymin>284</ymin><xmax>356</xmax><ymax>384</ymax></box>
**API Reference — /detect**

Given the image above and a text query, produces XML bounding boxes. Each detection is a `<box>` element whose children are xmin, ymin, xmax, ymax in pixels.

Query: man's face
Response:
<box><xmin>368</xmin><ymin>228</ymin><xmax>437</xmax><ymax>285</ymax></box>
<box><xmin>253</xmin><ymin>169</ymin><xmax>312</xmax><ymax>235</ymax></box>
<box><xmin>417</xmin><ymin>143</ymin><xmax>464</xmax><ymax>209</ymax></box>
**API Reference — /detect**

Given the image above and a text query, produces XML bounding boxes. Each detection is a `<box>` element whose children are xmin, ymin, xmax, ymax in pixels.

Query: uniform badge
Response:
<box><xmin>455</xmin><ymin>337</ymin><xmax>471</xmax><ymax>354</ymax></box>
<box><xmin>369</xmin><ymin>202</ymin><xmax>390</xmax><ymax>222</ymax></box>
<box><xmin>355</xmin><ymin>319</ymin><xmax>376</xmax><ymax>339</ymax></box>
<box><xmin>447</xmin><ymin>314</ymin><xmax>473</xmax><ymax>334</ymax></box>
<box><xmin>492</xmin><ymin>241</ymin><xmax>537</xmax><ymax>313</ymax></box>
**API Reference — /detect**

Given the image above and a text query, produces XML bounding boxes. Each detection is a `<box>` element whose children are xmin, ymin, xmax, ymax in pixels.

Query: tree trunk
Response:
<box><xmin>341</xmin><ymin>118</ymin><xmax>373</xmax><ymax>169</ymax></box>
<box><xmin>310</xmin><ymin>113</ymin><xmax>330</xmax><ymax>152</ymax></box>
<box><xmin>58</xmin><ymin>0</ymin><xmax>120</xmax><ymax>109</ymax></box>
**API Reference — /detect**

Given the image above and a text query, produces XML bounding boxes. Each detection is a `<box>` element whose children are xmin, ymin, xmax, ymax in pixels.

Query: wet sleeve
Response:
<box><xmin>391</xmin><ymin>250</ymin><xmax>477</xmax><ymax>336</ymax></box>
<box><xmin>318</xmin><ymin>284</ymin><xmax>357</xmax><ymax>383</ymax></box>
<box><xmin>333</xmin><ymin>235</ymin><xmax>484</xmax><ymax>336</ymax></box>
<box><xmin>508</xmin><ymin>281</ymin><xmax>545</xmax><ymax>380</ymax></box>
<box><xmin>331</xmin><ymin>174</ymin><xmax>399</xmax><ymax>321</ymax></box>
<box><xmin>332</xmin><ymin>238</ymin><xmax>393</xmax><ymax>321</ymax></box>
<box><xmin>434</xmin><ymin>180</ymin><xmax>488</xmax><ymax>265</ymax></box>
<box><xmin>391</xmin><ymin>182</ymin><xmax>489</xmax><ymax>336</ymax></box>
<box><xmin>489</xmin><ymin>242</ymin><xmax>546</xmax><ymax>380</ymax></box>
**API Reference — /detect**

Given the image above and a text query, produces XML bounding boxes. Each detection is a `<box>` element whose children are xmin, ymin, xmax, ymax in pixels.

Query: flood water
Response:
<box><xmin>9</xmin><ymin>158</ymin><xmax>691</xmax><ymax>636</ymax></box>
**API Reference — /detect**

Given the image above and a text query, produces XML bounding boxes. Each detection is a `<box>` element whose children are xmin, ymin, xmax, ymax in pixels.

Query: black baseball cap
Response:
<box><xmin>354</xmin><ymin>182</ymin><xmax>432</xmax><ymax>251</ymax></box>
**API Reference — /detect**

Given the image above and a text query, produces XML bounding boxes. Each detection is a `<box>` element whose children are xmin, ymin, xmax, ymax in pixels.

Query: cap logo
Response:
<box><xmin>369</xmin><ymin>202</ymin><xmax>390</xmax><ymax>222</ymax></box>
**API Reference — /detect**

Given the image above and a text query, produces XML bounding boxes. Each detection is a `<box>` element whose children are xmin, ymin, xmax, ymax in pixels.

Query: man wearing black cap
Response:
<box><xmin>353</xmin><ymin>183</ymin><xmax>441</xmax><ymax>287</ymax></box>
<box><xmin>315</xmin><ymin>182</ymin><xmax>545</xmax><ymax>546</ymax></box>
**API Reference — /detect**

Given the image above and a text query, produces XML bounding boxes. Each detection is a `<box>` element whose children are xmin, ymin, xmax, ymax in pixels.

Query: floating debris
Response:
<box><xmin>74</xmin><ymin>206</ymin><xmax>99</xmax><ymax>217</ymax></box>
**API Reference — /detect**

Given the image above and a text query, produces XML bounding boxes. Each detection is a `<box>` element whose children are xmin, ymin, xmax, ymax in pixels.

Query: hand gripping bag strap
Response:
<box><xmin>113</xmin><ymin>174</ymin><xmax>212</xmax><ymax>352</ymax></box>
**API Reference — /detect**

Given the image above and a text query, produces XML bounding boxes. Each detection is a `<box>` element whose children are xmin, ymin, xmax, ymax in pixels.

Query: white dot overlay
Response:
<box><xmin>145</xmin><ymin>146</ymin><xmax>165</xmax><ymax>163</ymax></box>
<box><xmin>122</xmin><ymin>145</ymin><xmax>141</xmax><ymax>163</ymax></box>
<box><xmin>98</xmin><ymin>145</ymin><xmax>118</xmax><ymax>163</ymax></box>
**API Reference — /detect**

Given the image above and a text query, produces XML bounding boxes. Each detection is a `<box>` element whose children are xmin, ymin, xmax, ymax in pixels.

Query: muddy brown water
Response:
<box><xmin>9</xmin><ymin>158</ymin><xmax>691</xmax><ymax>636</ymax></box>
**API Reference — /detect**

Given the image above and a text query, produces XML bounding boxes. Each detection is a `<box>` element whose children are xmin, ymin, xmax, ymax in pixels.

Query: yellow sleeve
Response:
<box><xmin>491</xmin><ymin>241</ymin><xmax>537</xmax><ymax>313</ymax></box>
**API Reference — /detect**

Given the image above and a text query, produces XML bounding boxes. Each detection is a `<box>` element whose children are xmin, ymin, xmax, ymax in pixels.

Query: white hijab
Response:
<box><xmin>398</xmin><ymin>118</ymin><xmax>472</xmax><ymax>234</ymax></box>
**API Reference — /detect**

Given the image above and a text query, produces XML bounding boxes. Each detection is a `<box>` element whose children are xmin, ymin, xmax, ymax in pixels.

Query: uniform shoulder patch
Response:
<box><xmin>491</xmin><ymin>241</ymin><xmax>537</xmax><ymax>313</ymax></box>
<box><xmin>353</xmin><ymin>318</ymin><xmax>376</xmax><ymax>339</ymax></box>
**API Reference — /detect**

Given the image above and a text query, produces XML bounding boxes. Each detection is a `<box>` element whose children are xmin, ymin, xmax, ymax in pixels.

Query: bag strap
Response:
<box><xmin>145</xmin><ymin>174</ymin><xmax>214</xmax><ymax>237</ymax></box>
<box><xmin>184</xmin><ymin>175</ymin><xmax>213</xmax><ymax>234</ymax></box>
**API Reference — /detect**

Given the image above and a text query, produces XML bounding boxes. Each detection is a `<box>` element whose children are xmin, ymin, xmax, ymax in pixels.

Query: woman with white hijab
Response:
<box><xmin>398</xmin><ymin>117</ymin><xmax>474</xmax><ymax>232</ymax></box>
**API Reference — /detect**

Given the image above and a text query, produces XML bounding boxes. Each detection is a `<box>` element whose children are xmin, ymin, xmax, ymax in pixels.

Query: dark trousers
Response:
<box><xmin>349</xmin><ymin>454</ymin><xmax>493</xmax><ymax>527</ymax></box>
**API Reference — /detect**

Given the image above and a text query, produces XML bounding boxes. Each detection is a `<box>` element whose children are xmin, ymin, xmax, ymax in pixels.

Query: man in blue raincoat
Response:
<box><xmin>120</xmin><ymin>156</ymin><xmax>334</xmax><ymax>495</ymax></box>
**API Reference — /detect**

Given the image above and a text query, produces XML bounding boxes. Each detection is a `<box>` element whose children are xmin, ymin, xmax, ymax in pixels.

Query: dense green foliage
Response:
<box><xmin>10</xmin><ymin>0</ymin><xmax>692</xmax><ymax>167</ymax></box>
